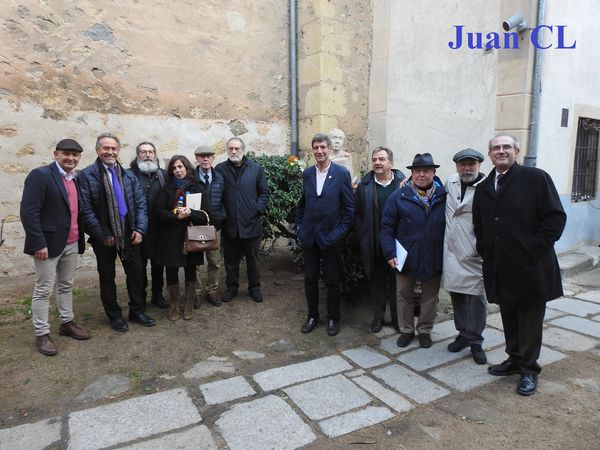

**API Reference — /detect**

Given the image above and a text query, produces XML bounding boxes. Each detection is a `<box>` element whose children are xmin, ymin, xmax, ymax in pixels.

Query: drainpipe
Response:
<box><xmin>525</xmin><ymin>0</ymin><xmax>546</xmax><ymax>167</ymax></box>
<box><xmin>289</xmin><ymin>0</ymin><xmax>299</xmax><ymax>156</ymax></box>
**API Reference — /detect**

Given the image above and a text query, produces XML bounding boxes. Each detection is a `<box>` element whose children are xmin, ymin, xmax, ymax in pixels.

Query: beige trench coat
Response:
<box><xmin>442</xmin><ymin>172</ymin><xmax>486</xmax><ymax>295</ymax></box>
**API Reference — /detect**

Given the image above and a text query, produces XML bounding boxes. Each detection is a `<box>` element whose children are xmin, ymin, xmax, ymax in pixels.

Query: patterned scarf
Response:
<box><xmin>102</xmin><ymin>164</ymin><xmax>126</xmax><ymax>251</ymax></box>
<box><xmin>410</xmin><ymin>180</ymin><xmax>436</xmax><ymax>212</ymax></box>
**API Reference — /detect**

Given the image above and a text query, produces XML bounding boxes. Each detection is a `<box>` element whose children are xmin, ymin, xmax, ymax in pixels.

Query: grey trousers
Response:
<box><xmin>396</xmin><ymin>274</ymin><xmax>440</xmax><ymax>334</ymax></box>
<box><xmin>450</xmin><ymin>291</ymin><xmax>487</xmax><ymax>345</ymax></box>
<box><xmin>196</xmin><ymin>231</ymin><xmax>221</xmax><ymax>294</ymax></box>
<box><xmin>31</xmin><ymin>241</ymin><xmax>79</xmax><ymax>336</ymax></box>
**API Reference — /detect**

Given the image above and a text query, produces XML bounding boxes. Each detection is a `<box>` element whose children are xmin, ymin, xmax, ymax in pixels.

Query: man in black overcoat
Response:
<box><xmin>473</xmin><ymin>133</ymin><xmax>566</xmax><ymax>396</ymax></box>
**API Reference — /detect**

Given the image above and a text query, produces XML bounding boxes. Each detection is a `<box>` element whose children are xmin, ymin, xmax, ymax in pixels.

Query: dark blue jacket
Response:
<box><xmin>354</xmin><ymin>169</ymin><xmax>405</xmax><ymax>276</ymax></box>
<box><xmin>380</xmin><ymin>177</ymin><xmax>446</xmax><ymax>280</ymax></box>
<box><xmin>79</xmin><ymin>159</ymin><xmax>148</xmax><ymax>244</ymax></box>
<box><xmin>20</xmin><ymin>162</ymin><xmax>85</xmax><ymax>257</ymax></box>
<box><xmin>296</xmin><ymin>162</ymin><xmax>354</xmax><ymax>248</ymax></box>
<box><xmin>215</xmin><ymin>157</ymin><xmax>270</xmax><ymax>239</ymax></box>
<box><xmin>196</xmin><ymin>166</ymin><xmax>226</xmax><ymax>230</ymax></box>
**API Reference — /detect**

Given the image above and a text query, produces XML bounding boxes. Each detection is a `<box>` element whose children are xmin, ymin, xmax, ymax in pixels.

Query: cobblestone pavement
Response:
<box><xmin>1</xmin><ymin>249</ymin><xmax>600</xmax><ymax>449</ymax></box>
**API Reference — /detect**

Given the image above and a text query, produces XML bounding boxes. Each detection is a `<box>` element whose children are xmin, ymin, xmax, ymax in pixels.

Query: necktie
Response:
<box><xmin>108</xmin><ymin>166</ymin><xmax>128</xmax><ymax>218</ymax></box>
<box><xmin>204</xmin><ymin>174</ymin><xmax>210</xmax><ymax>186</ymax></box>
<box><xmin>495</xmin><ymin>173</ymin><xmax>503</xmax><ymax>192</ymax></box>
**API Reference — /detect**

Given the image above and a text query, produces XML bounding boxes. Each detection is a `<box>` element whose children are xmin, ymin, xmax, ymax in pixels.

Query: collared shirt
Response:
<box><xmin>494</xmin><ymin>169</ymin><xmax>507</xmax><ymax>191</ymax></box>
<box><xmin>316</xmin><ymin>163</ymin><xmax>331</xmax><ymax>196</ymax></box>
<box><xmin>55</xmin><ymin>161</ymin><xmax>75</xmax><ymax>180</ymax></box>
<box><xmin>199</xmin><ymin>168</ymin><xmax>212</xmax><ymax>185</ymax></box>
<box><xmin>374</xmin><ymin>172</ymin><xmax>395</xmax><ymax>187</ymax></box>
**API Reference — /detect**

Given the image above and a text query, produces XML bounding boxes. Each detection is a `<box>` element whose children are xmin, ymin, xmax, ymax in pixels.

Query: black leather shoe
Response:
<box><xmin>517</xmin><ymin>373</ymin><xmax>537</xmax><ymax>396</ymax></box>
<box><xmin>396</xmin><ymin>332</ymin><xmax>414</xmax><ymax>347</ymax></box>
<box><xmin>128</xmin><ymin>313</ymin><xmax>156</xmax><ymax>327</ymax></box>
<box><xmin>222</xmin><ymin>289</ymin><xmax>238</xmax><ymax>303</ymax></box>
<box><xmin>327</xmin><ymin>319</ymin><xmax>340</xmax><ymax>336</ymax></box>
<box><xmin>447</xmin><ymin>335</ymin><xmax>470</xmax><ymax>352</ymax></box>
<box><xmin>301</xmin><ymin>316</ymin><xmax>319</xmax><ymax>334</ymax></box>
<box><xmin>110</xmin><ymin>317</ymin><xmax>129</xmax><ymax>332</ymax></box>
<box><xmin>471</xmin><ymin>344</ymin><xmax>487</xmax><ymax>364</ymax></box>
<box><xmin>370</xmin><ymin>317</ymin><xmax>383</xmax><ymax>333</ymax></box>
<box><xmin>151</xmin><ymin>293</ymin><xmax>169</xmax><ymax>309</ymax></box>
<box><xmin>249</xmin><ymin>290</ymin><xmax>263</xmax><ymax>303</ymax></box>
<box><xmin>418</xmin><ymin>333</ymin><xmax>432</xmax><ymax>348</ymax></box>
<box><xmin>487</xmin><ymin>360</ymin><xmax>521</xmax><ymax>376</ymax></box>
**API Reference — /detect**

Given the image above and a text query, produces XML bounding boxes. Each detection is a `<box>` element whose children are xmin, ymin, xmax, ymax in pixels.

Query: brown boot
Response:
<box><xmin>183</xmin><ymin>281</ymin><xmax>196</xmax><ymax>320</ymax></box>
<box><xmin>35</xmin><ymin>334</ymin><xmax>58</xmax><ymax>356</ymax></box>
<box><xmin>59</xmin><ymin>321</ymin><xmax>91</xmax><ymax>340</ymax></box>
<box><xmin>167</xmin><ymin>284</ymin><xmax>180</xmax><ymax>321</ymax></box>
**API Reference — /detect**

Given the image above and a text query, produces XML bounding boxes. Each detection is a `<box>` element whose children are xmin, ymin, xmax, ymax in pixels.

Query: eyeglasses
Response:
<box><xmin>490</xmin><ymin>144</ymin><xmax>514</xmax><ymax>152</ymax></box>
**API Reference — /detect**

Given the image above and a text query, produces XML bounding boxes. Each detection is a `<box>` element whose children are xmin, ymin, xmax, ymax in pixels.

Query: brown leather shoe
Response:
<box><xmin>206</xmin><ymin>292</ymin><xmax>222</xmax><ymax>307</ymax></box>
<box><xmin>36</xmin><ymin>334</ymin><xmax>58</xmax><ymax>356</ymax></box>
<box><xmin>59</xmin><ymin>321</ymin><xmax>91</xmax><ymax>340</ymax></box>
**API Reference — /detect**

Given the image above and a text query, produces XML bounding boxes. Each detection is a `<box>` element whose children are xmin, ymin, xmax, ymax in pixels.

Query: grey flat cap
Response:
<box><xmin>194</xmin><ymin>146</ymin><xmax>215</xmax><ymax>155</ymax></box>
<box><xmin>453</xmin><ymin>148</ymin><xmax>484</xmax><ymax>162</ymax></box>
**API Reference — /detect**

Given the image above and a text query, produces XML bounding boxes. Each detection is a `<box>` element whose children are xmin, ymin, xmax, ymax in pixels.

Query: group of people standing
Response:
<box><xmin>21</xmin><ymin>133</ymin><xmax>269</xmax><ymax>354</ymax></box>
<box><xmin>21</xmin><ymin>130</ymin><xmax>566</xmax><ymax>397</ymax></box>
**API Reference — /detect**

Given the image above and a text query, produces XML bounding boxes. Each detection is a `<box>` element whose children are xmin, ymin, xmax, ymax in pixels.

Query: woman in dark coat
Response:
<box><xmin>154</xmin><ymin>155</ymin><xmax>209</xmax><ymax>320</ymax></box>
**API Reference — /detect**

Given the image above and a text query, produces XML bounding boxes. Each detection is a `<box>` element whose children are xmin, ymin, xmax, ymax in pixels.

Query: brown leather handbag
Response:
<box><xmin>183</xmin><ymin>210</ymin><xmax>219</xmax><ymax>254</ymax></box>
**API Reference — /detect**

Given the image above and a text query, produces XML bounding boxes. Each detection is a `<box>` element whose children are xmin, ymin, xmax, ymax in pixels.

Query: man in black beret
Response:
<box><xmin>20</xmin><ymin>138</ymin><xmax>90</xmax><ymax>356</ymax></box>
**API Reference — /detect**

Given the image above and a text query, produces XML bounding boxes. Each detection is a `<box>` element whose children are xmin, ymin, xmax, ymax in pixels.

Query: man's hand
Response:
<box><xmin>34</xmin><ymin>247</ymin><xmax>49</xmax><ymax>260</ymax></box>
<box><xmin>387</xmin><ymin>257</ymin><xmax>398</xmax><ymax>269</ymax></box>
<box><xmin>103</xmin><ymin>236</ymin><xmax>116</xmax><ymax>247</ymax></box>
<box><xmin>130</xmin><ymin>231</ymin><xmax>143</xmax><ymax>245</ymax></box>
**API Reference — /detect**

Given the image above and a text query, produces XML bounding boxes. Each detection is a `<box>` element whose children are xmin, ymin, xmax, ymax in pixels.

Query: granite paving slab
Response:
<box><xmin>318</xmin><ymin>406</ymin><xmax>395</xmax><ymax>438</ymax></box>
<box><xmin>253</xmin><ymin>355</ymin><xmax>352</xmax><ymax>391</ymax></box>
<box><xmin>68</xmin><ymin>388</ymin><xmax>201</xmax><ymax>450</ymax></box>
<box><xmin>200</xmin><ymin>376</ymin><xmax>256</xmax><ymax>405</ymax></box>
<box><xmin>351</xmin><ymin>375</ymin><xmax>414</xmax><ymax>413</ymax></box>
<box><xmin>549</xmin><ymin>316</ymin><xmax>600</xmax><ymax>338</ymax></box>
<box><xmin>378</xmin><ymin>320</ymin><xmax>457</xmax><ymax>355</ymax></box>
<box><xmin>233</xmin><ymin>350</ymin><xmax>266</xmax><ymax>360</ymax></box>
<box><xmin>592</xmin><ymin>315</ymin><xmax>600</xmax><ymax>322</ymax></box>
<box><xmin>0</xmin><ymin>417</ymin><xmax>61</xmax><ymax>450</ymax></box>
<box><xmin>574</xmin><ymin>290</ymin><xmax>600</xmax><ymax>304</ymax></box>
<box><xmin>216</xmin><ymin>395</ymin><xmax>316</xmax><ymax>450</ymax></box>
<box><xmin>342</xmin><ymin>345</ymin><xmax>391</xmax><ymax>369</ymax></box>
<box><xmin>547</xmin><ymin>297</ymin><xmax>600</xmax><ymax>317</ymax></box>
<box><xmin>486</xmin><ymin>313</ymin><xmax>503</xmax><ymax>330</ymax></box>
<box><xmin>543</xmin><ymin>326</ymin><xmax>599</xmax><ymax>352</ymax></box>
<box><xmin>283</xmin><ymin>374</ymin><xmax>371</xmax><ymax>420</ymax></box>
<box><xmin>486</xmin><ymin>346</ymin><xmax>566</xmax><ymax>367</ymax></box>
<box><xmin>121</xmin><ymin>425</ymin><xmax>217</xmax><ymax>450</ymax></box>
<box><xmin>372</xmin><ymin>364</ymin><xmax>450</xmax><ymax>404</ymax></box>
<box><xmin>345</xmin><ymin>369</ymin><xmax>366</xmax><ymax>378</ymax></box>
<box><xmin>182</xmin><ymin>356</ymin><xmax>235</xmax><ymax>379</ymax></box>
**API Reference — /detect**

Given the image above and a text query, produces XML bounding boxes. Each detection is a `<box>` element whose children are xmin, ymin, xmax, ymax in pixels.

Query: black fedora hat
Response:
<box><xmin>406</xmin><ymin>153</ymin><xmax>439</xmax><ymax>169</ymax></box>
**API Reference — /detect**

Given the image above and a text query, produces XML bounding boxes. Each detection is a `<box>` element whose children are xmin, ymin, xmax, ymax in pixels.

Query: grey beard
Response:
<box><xmin>459</xmin><ymin>171</ymin><xmax>479</xmax><ymax>183</ymax></box>
<box><xmin>138</xmin><ymin>160</ymin><xmax>159</xmax><ymax>173</ymax></box>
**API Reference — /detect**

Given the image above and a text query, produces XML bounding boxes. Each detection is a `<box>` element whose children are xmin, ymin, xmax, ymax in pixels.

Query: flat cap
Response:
<box><xmin>55</xmin><ymin>138</ymin><xmax>83</xmax><ymax>153</ymax></box>
<box><xmin>194</xmin><ymin>146</ymin><xmax>215</xmax><ymax>155</ymax></box>
<box><xmin>453</xmin><ymin>148</ymin><xmax>484</xmax><ymax>162</ymax></box>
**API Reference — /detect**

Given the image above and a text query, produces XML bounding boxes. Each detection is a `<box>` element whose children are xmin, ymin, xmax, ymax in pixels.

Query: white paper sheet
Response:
<box><xmin>186</xmin><ymin>192</ymin><xmax>202</xmax><ymax>210</ymax></box>
<box><xmin>395</xmin><ymin>239</ymin><xmax>408</xmax><ymax>272</ymax></box>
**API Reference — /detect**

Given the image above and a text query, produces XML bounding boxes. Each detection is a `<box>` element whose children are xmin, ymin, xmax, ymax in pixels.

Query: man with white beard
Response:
<box><xmin>128</xmin><ymin>142</ymin><xmax>168</xmax><ymax>308</ymax></box>
<box><xmin>443</xmin><ymin>148</ymin><xmax>488</xmax><ymax>364</ymax></box>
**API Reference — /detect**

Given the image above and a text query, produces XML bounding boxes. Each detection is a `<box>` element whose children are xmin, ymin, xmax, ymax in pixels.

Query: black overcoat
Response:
<box><xmin>472</xmin><ymin>163</ymin><xmax>566</xmax><ymax>305</ymax></box>
<box><xmin>153</xmin><ymin>181</ymin><xmax>209</xmax><ymax>267</ymax></box>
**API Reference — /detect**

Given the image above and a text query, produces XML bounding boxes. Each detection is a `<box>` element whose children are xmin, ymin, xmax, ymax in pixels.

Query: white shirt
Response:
<box><xmin>374</xmin><ymin>172</ymin><xmax>394</xmax><ymax>187</ymax></box>
<box><xmin>316</xmin><ymin>163</ymin><xmax>331</xmax><ymax>196</ymax></box>
<box><xmin>55</xmin><ymin>161</ymin><xmax>75</xmax><ymax>180</ymax></box>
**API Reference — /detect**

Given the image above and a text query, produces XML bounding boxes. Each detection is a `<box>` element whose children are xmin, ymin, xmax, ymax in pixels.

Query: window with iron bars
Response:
<box><xmin>571</xmin><ymin>117</ymin><xmax>599</xmax><ymax>202</ymax></box>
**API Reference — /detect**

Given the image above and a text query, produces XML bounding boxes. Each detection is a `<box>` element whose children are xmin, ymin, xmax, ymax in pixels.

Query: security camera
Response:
<box><xmin>502</xmin><ymin>14</ymin><xmax>527</xmax><ymax>32</ymax></box>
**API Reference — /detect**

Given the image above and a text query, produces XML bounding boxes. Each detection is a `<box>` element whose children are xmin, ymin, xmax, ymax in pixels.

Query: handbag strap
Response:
<box><xmin>199</xmin><ymin>209</ymin><xmax>210</xmax><ymax>225</ymax></box>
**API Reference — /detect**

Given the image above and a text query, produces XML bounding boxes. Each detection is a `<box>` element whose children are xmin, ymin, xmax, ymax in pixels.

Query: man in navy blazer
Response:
<box><xmin>296</xmin><ymin>133</ymin><xmax>354</xmax><ymax>336</ymax></box>
<box><xmin>20</xmin><ymin>138</ymin><xmax>90</xmax><ymax>356</ymax></box>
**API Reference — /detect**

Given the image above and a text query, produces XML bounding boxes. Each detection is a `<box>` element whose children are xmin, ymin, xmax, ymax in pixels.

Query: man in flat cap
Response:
<box><xmin>20</xmin><ymin>138</ymin><xmax>90</xmax><ymax>355</ymax></box>
<box><xmin>380</xmin><ymin>153</ymin><xmax>447</xmax><ymax>348</ymax></box>
<box><xmin>194</xmin><ymin>146</ymin><xmax>226</xmax><ymax>307</ymax></box>
<box><xmin>443</xmin><ymin>148</ymin><xmax>488</xmax><ymax>364</ymax></box>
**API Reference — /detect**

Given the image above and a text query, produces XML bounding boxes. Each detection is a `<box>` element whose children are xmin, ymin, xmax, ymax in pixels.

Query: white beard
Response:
<box><xmin>138</xmin><ymin>159</ymin><xmax>159</xmax><ymax>173</ymax></box>
<box><xmin>459</xmin><ymin>171</ymin><xmax>479</xmax><ymax>183</ymax></box>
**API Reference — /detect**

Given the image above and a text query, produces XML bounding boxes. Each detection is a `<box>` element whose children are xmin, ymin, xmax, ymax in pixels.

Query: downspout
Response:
<box><xmin>524</xmin><ymin>0</ymin><xmax>546</xmax><ymax>167</ymax></box>
<box><xmin>289</xmin><ymin>0</ymin><xmax>299</xmax><ymax>156</ymax></box>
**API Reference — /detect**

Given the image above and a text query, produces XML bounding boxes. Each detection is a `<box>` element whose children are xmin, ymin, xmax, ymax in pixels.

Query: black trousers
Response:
<box><xmin>222</xmin><ymin>235</ymin><xmax>261</xmax><ymax>293</ymax></box>
<box><xmin>91</xmin><ymin>241</ymin><xmax>147</xmax><ymax>321</ymax></box>
<box><xmin>141</xmin><ymin>244</ymin><xmax>164</xmax><ymax>297</ymax></box>
<box><xmin>303</xmin><ymin>242</ymin><xmax>342</xmax><ymax>321</ymax></box>
<box><xmin>499</xmin><ymin>301</ymin><xmax>546</xmax><ymax>374</ymax></box>
<box><xmin>369</xmin><ymin>253</ymin><xmax>397</xmax><ymax>323</ymax></box>
<box><xmin>165</xmin><ymin>264</ymin><xmax>197</xmax><ymax>285</ymax></box>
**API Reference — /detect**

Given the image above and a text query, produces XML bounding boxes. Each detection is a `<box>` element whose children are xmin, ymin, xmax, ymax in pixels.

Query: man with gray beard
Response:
<box><xmin>443</xmin><ymin>148</ymin><xmax>487</xmax><ymax>364</ymax></box>
<box><xmin>128</xmin><ymin>142</ymin><xmax>168</xmax><ymax>309</ymax></box>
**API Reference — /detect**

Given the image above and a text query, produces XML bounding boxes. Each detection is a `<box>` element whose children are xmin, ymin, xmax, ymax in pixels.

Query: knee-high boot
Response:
<box><xmin>183</xmin><ymin>281</ymin><xmax>196</xmax><ymax>320</ymax></box>
<box><xmin>168</xmin><ymin>284</ymin><xmax>180</xmax><ymax>321</ymax></box>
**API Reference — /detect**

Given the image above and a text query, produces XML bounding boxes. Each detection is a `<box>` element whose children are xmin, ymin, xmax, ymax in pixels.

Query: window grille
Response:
<box><xmin>571</xmin><ymin>117</ymin><xmax>599</xmax><ymax>202</ymax></box>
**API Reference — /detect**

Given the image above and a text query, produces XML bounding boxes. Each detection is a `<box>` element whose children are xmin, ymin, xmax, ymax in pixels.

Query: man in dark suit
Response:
<box><xmin>473</xmin><ymin>133</ymin><xmax>566</xmax><ymax>396</ymax></box>
<box><xmin>296</xmin><ymin>133</ymin><xmax>354</xmax><ymax>336</ymax></box>
<box><xmin>20</xmin><ymin>138</ymin><xmax>90</xmax><ymax>356</ymax></box>
<box><xmin>79</xmin><ymin>133</ymin><xmax>155</xmax><ymax>332</ymax></box>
